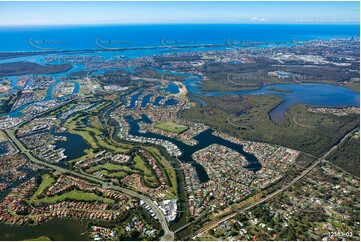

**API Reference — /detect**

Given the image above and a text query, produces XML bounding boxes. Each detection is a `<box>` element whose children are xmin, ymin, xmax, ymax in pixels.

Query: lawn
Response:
<box><xmin>133</xmin><ymin>155</ymin><xmax>152</xmax><ymax>176</ymax></box>
<box><xmin>109</xmin><ymin>171</ymin><xmax>127</xmax><ymax>178</ymax></box>
<box><xmin>86</xmin><ymin>163</ymin><xmax>138</xmax><ymax>174</ymax></box>
<box><xmin>0</xmin><ymin>130</ymin><xmax>7</xmax><ymax>142</ymax></box>
<box><xmin>142</xmin><ymin>147</ymin><xmax>178</xmax><ymax>196</ymax></box>
<box><xmin>30</xmin><ymin>174</ymin><xmax>55</xmax><ymax>202</ymax></box>
<box><xmin>63</xmin><ymin>107</ymin><xmax>128</xmax><ymax>153</ymax></box>
<box><xmin>33</xmin><ymin>189</ymin><xmax>114</xmax><ymax>204</ymax></box>
<box><xmin>134</xmin><ymin>154</ymin><xmax>159</xmax><ymax>187</ymax></box>
<box><xmin>26</xmin><ymin>236</ymin><xmax>51</xmax><ymax>241</ymax></box>
<box><xmin>35</xmin><ymin>89</ymin><xmax>47</xmax><ymax>100</ymax></box>
<box><xmin>155</xmin><ymin>121</ymin><xmax>189</xmax><ymax>133</ymax></box>
<box><xmin>29</xmin><ymin>174</ymin><xmax>114</xmax><ymax>204</ymax></box>
<box><xmin>85</xmin><ymin>155</ymin><xmax>159</xmax><ymax>186</ymax></box>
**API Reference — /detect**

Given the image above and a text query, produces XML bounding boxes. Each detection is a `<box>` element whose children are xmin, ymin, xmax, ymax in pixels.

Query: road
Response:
<box><xmin>9</xmin><ymin>97</ymin><xmax>78</xmax><ymax>130</ymax></box>
<box><xmin>5</xmin><ymin>129</ymin><xmax>174</xmax><ymax>241</ymax></box>
<box><xmin>173</xmin><ymin>161</ymin><xmax>222</xmax><ymax>234</ymax></box>
<box><xmin>190</xmin><ymin>127</ymin><xmax>358</xmax><ymax>239</ymax></box>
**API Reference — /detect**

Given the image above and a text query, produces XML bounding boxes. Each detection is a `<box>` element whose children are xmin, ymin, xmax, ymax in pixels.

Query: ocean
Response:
<box><xmin>0</xmin><ymin>24</ymin><xmax>359</xmax><ymax>52</ymax></box>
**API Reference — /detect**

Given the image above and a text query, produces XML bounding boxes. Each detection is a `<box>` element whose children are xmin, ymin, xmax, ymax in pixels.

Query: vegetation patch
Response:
<box><xmin>0</xmin><ymin>130</ymin><xmax>8</xmax><ymax>142</ymax></box>
<box><xmin>327</xmin><ymin>130</ymin><xmax>360</xmax><ymax>177</ymax></box>
<box><xmin>0</xmin><ymin>62</ymin><xmax>72</xmax><ymax>77</ymax></box>
<box><xmin>25</xmin><ymin>236</ymin><xmax>51</xmax><ymax>241</ymax></box>
<box><xmin>155</xmin><ymin>121</ymin><xmax>189</xmax><ymax>133</ymax></box>
<box><xmin>33</xmin><ymin>189</ymin><xmax>114</xmax><ymax>204</ymax></box>
<box><xmin>142</xmin><ymin>147</ymin><xmax>178</xmax><ymax>196</ymax></box>
<box><xmin>30</xmin><ymin>174</ymin><xmax>55</xmax><ymax>202</ymax></box>
<box><xmin>182</xmin><ymin>94</ymin><xmax>359</xmax><ymax>157</ymax></box>
<box><xmin>86</xmin><ymin>163</ymin><xmax>138</xmax><ymax>174</ymax></box>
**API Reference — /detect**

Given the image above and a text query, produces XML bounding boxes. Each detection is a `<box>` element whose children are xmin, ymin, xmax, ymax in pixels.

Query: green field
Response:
<box><xmin>0</xmin><ymin>130</ymin><xmax>8</xmax><ymax>142</ymax></box>
<box><xmin>155</xmin><ymin>122</ymin><xmax>189</xmax><ymax>133</ymax></box>
<box><xmin>85</xmin><ymin>155</ymin><xmax>160</xmax><ymax>188</ymax></box>
<box><xmin>109</xmin><ymin>171</ymin><xmax>128</xmax><ymax>178</ymax></box>
<box><xmin>86</xmin><ymin>163</ymin><xmax>139</xmax><ymax>174</ymax></box>
<box><xmin>25</xmin><ymin>236</ymin><xmax>51</xmax><ymax>241</ymax></box>
<box><xmin>134</xmin><ymin>155</ymin><xmax>153</xmax><ymax>176</ymax></box>
<box><xmin>62</xmin><ymin>100</ymin><xmax>129</xmax><ymax>155</ymax></box>
<box><xmin>33</xmin><ymin>189</ymin><xmax>114</xmax><ymax>204</ymax></box>
<box><xmin>29</xmin><ymin>173</ymin><xmax>114</xmax><ymax>204</ymax></box>
<box><xmin>30</xmin><ymin>174</ymin><xmax>55</xmax><ymax>202</ymax></box>
<box><xmin>134</xmin><ymin>154</ymin><xmax>159</xmax><ymax>187</ymax></box>
<box><xmin>142</xmin><ymin>147</ymin><xmax>178</xmax><ymax>197</ymax></box>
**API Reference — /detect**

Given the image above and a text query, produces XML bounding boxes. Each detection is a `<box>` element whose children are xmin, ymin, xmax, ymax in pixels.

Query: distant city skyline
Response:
<box><xmin>0</xmin><ymin>1</ymin><xmax>359</xmax><ymax>26</ymax></box>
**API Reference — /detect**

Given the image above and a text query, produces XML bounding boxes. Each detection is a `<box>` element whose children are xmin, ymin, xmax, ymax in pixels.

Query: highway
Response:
<box><xmin>189</xmin><ymin>127</ymin><xmax>358</xmax><ymax>240</ymax></box>
<box><xmin>5</xmin><ymin>129</ymin><xmax>174</xmax><ymax>241</ymax></box>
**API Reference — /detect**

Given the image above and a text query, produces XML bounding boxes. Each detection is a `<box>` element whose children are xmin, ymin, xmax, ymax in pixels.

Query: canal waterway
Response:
<box><xmin>125</xmin><ymin>115</ymin><xmax>261</xmax><ymax>183</ymax></box>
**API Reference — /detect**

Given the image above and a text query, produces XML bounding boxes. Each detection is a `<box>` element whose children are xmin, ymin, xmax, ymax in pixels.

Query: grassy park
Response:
<box><xmin>34</xmin><ymin>190</ymin><xmax>114</xmax><ymax>204</ymax></box>
<box><xmin>155</xmin><ymin>121</ymin><xmax>189</xmax><ymax>133</ymax></box>
<box><xmin>0</xmin><ymin>130</ymin><xmax>8</xmax><ymax>142</ymax></box>
<box><xmin>26</xmin><ymin>236</ymin><xmax>52</xmax><ymax>241</ymax></box>
<box><xmin>30</xmin><ymin>174</ymin><xmax>55</xmax><ymax>201</ymax></box>
<box><xmin>29</xmin><ymin>173</ymin><xmax>114</xmax><ymax>205</ymax></box>
<box><xmin>85</xmin><ymin>163</ymin><xmax>139</xmax><ymax>174</ymax></box>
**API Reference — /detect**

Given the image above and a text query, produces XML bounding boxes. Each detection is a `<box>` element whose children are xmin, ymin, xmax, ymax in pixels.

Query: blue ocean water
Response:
<box><xmin>0</xmin><ymin>24</ymin><xmax>359</xmax><ymax>52</ymax></box>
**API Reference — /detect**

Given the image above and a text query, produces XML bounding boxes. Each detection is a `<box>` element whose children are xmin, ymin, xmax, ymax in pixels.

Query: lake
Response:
<box><xmin>184</xmin><ymin>78</ymin><xmax>360</xmax><ymax>123</ymax></box>
<box><xmin>0</xmin><ymin>219</ymin><xmax>88</xmax><ymax>241</ymax></box>
<box><xmin>53</xmin><ymin>130</ymin><xmax>91</xmax><ymax>165</ymax></box>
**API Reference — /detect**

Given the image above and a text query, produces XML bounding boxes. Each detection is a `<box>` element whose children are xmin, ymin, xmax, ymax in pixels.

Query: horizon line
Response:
<box><xmin>0</xmin><ymin>22</ymin><xmax>360</xmax><ymax>27</ymax></box>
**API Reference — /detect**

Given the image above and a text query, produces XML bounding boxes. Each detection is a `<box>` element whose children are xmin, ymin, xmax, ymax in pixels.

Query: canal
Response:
<box><xmin>125</xmin><ymin>115</ymin><xmax>261</xmax><ymax>183</ymax></box>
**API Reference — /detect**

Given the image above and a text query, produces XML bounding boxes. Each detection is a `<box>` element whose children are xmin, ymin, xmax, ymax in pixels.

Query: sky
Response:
<box><xmin>0</xmin><ymin>1</ymin><xmax>359</xmax><ymax>25</ymax></box>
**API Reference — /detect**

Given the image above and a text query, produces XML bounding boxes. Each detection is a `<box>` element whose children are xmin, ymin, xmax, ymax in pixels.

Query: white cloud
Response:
<box><xmin>250</xmin><ymin>17</ymin><xmax>267</xmax><ymax>22</ymax></box>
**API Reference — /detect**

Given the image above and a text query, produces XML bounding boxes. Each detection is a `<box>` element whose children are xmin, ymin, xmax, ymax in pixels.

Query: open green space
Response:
<box><xmin>85</xmin><ymin>154</ymin><xmax>160</xmax><ymax>188</ymax></box>
<box><xmin>85</xmin><ymin>163</ymin><xmax>138</xmax><ymax>174</ymax></box>
<box><xmin>133</xmin><ymin>155</ymin><xmax>153</xmax><ymax>176</ymax></box>
<box><xmin>0</xmin><ymin>130</ymin><xmax>8</xmax><ymax>142</ymax></box>
<box><xmin>29</xmin><ymin>173</ymin><xmax>114</xmax><ymax>205</ymax></box>
<box><xmin>30</xmin><ymin>174</ymin><xmax>55</xmax><ymax>202</ymax></box>
<box><xmin>33</xmin><ymin>93</ymin><xmax>178</xmax><ymax>197</ymax></box>
<box><xmin>34</xmin><ymin>89</ymin><xmax>47</xmax><ymax>100</ymax></box>
<box><xmin>33</xmin><ymin>189</ymin><xmax>114</xmax><ymax>204</ymax></box>
<box><xmin>0</xmin><ymin>92</ymin><xmax>18</xmax><ymax>114</ymax></box>
<box><xmin>109</xmin><ymin>171</ymin><xmax>128</xmax><ymax>178</ymax></box>
<box><xmin>62</xmin><ymin>100</ymin><xmax>129</xmax><ymax>155</ymax></box>
<box><xmin>155</xmin><ymin>121</ymin><xmax>189</xmax><ymax>133</ymax></box>
<box><xmin>25</xmin><ymin>236</ymin><xmax>51</xmax><ymax>241</ymax></box>
<box><xmin>142</xmin><ymin>147</ymin><xmax>178</xmax><ymax>196</ymax></box>
<box><xmin>133</xmin><ymin>154</ymin><xmax>159</xmax><ymax>187</ymax></box>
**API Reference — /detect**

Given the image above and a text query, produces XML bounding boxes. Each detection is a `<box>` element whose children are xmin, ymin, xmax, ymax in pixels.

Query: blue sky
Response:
<box><xmin>0</xmin><ymin>1</ymin><xmax>359</xmax><ymax>25</ymax></box>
